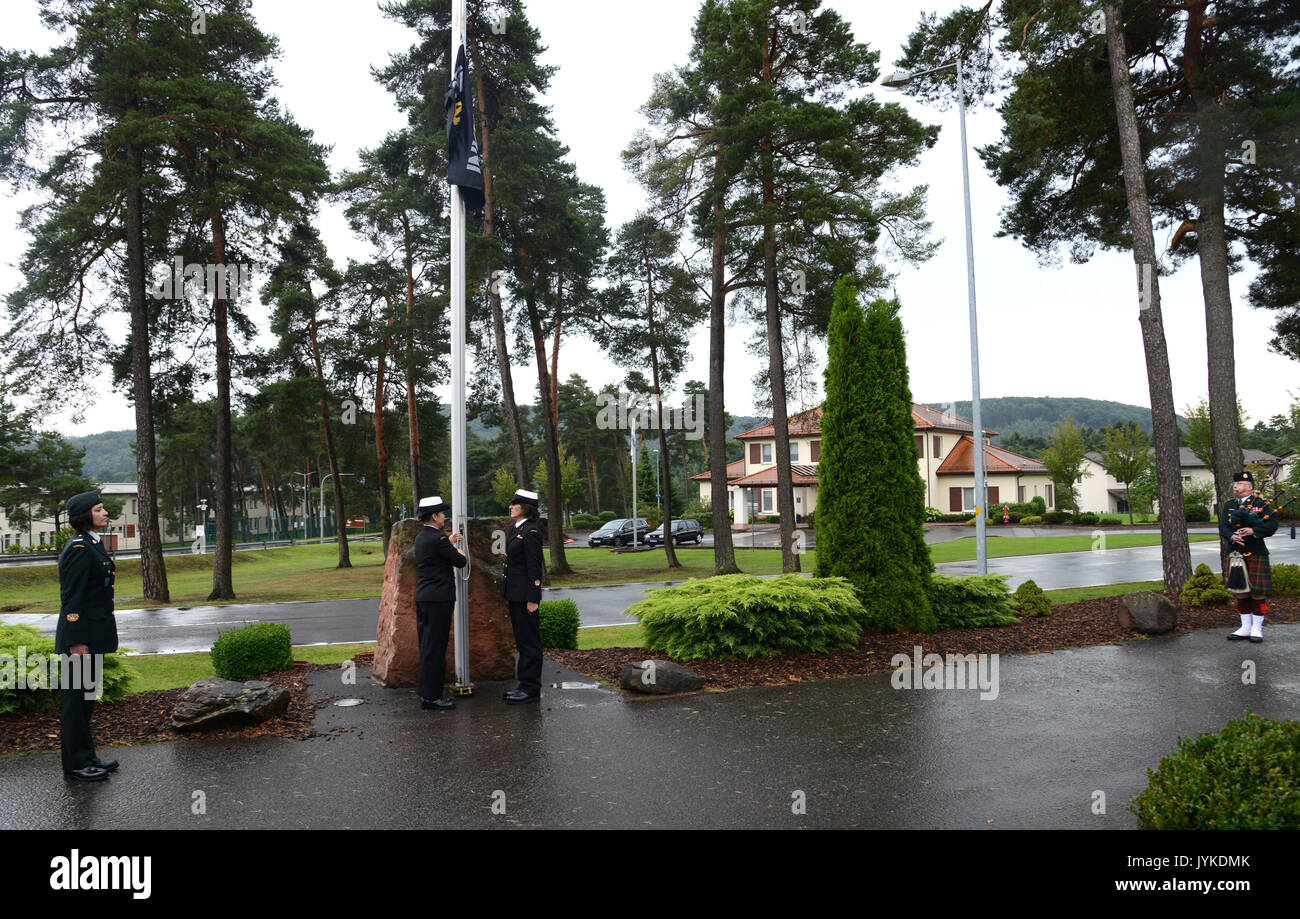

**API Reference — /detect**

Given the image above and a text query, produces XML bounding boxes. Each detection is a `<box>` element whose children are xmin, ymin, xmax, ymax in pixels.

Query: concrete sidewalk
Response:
<box><xmin>1</xmin><ymin>623</ymin><xmax>1295</xmax><ymax>829</ymax></box>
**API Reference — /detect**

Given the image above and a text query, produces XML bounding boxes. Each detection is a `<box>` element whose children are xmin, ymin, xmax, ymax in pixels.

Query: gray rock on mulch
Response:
<box><xmin>172</xmin><ymin>677</ymin><xmax>291</xmax><ymax>732</ymax></box>
<box><xmin>1117</xmin><ymin>591</ymin><xmax>1178</xmax><ymax>635</ymax></box>
<box><xmin>621</xmin><ymin>659</ymin><xmax>704</xmax><ymax>695</ymax></box>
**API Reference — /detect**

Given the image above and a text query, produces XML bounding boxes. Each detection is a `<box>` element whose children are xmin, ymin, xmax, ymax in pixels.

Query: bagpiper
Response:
<box><xmin>1220</xmin><ymin>471</ymin><xmax>1279</xmax><ymax>643</ymax></box>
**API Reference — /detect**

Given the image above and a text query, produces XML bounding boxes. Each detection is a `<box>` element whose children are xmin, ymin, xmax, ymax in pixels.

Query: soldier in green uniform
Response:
<box><xmin>55</xmin><ymin>491</ymin><xmax>119</xmax><ymax>781</ymax></box>
<box><xmin>1220</xmin><ymin>471</ymin><xmax>1280</xmax><ymax>643</ymax></box>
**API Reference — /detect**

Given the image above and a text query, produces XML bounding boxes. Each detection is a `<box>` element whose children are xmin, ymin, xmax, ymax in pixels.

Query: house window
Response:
<box><xmin>789</xmin><ymin>442</ymin><xmax>798</xmax><ymax>461</ymax></box>
<box><xmin>763</xmin><ymin>489</ymin><xmax>773</xmax><ymax>512</ymax></box>
<box><xmin>131</xmin><ymin>499</ymin><xmax>137</xmax><ymax>514</ymax></box>
<box><xmin>810</xmin><ymin>440</ymin><xmax>821</xmax><ymax>462</ymax></box>
<box><xmin>1046</xmin><ymin>484</ymin><xmax>1054</xmax><ymax>506</ymax></box>
<box><xmin>1018</xmin><ymin>486</ymin><xmax>1025</xmax><ymax>503</ymax></box>
<box><xmin>962</xmin><ymin>487</ymin><xmax>975</xmax><ymax>511</ymax></box>
<box><xmin>915</xmin><ymin>435</ymin><xmax>924</xmax><ymax>457</ymax></box>
<box><xmin>1182</xmin><ymin>475</ymin><xmax>1192</xmax><ymax>483</ymax></box>
<box><xmin>761</xmin><ymin>443</ymin><xmax>772</xmax><ymax>464</ymax></box>
<box><xmin>933</xmin><ymin>435</ymin><xmax>941</xmax><ymax>457</ymax></box>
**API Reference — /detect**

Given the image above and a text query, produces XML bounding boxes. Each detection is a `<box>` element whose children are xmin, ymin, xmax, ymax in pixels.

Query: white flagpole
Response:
<box><xmin>450</xmin><ymin>0</ymin><xmax>471</xmax><ymax>693</ymax></box>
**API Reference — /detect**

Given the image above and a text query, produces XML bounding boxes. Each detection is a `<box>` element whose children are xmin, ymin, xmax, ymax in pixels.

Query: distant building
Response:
<box><xmin>1076</xmin><ymin>448</ymin><xmax>1280</xmax><ymax>514</ymax></box>
<box><xmin>691</xmin><ymin>403</ymin><xmax>1057</xmax><ymax>523</ymax></box>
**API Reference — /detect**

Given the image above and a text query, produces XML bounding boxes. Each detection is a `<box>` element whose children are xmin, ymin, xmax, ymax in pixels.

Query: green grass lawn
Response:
<box><xmin>123</xmin><ymin>642</ymin><xmax>376</xmax><ymax>693</ymax></box>
<box><xmin>0</xmin><ymin>532</ymin><xmax>1215</xmax><ymax>614</ymax></box>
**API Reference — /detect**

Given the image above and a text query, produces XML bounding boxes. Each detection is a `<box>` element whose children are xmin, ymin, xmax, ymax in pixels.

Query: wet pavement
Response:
<box><xmin>1</xmin><ymin>624</ymin><xmax>1295</xmax><ymax>829</ymax></box>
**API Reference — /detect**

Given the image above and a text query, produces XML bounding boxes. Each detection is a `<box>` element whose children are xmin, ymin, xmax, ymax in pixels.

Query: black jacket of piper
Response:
<box><xmin>1218</xmin><ymin>493</ymin><xmax>1280</xmax><ymax>557</ymax></box>
<box><xmin>54</xmin><ymin>529</ymin><xmax>118</xmax><ymax>654</ymax></box>
<box><xmin>503</xmin><ymin>518</ymin><xmax>544</xmax><ymax>604</ymax></box>
<box><xmin>414</xmin><ymin>525</ymin><xmax>467</xmax><ymax>602</ymax></box>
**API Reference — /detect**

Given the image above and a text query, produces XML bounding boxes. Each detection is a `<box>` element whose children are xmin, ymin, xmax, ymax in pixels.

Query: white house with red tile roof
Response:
<box><xmin>690</xmin><ymin>403</ymin><xmax>1057</xmax><ymax>522</ymax></box>
<box><xmin>1075</xmin><ymin>447</ymin><xmax>1279</xmax><ymax>514</ymax></box>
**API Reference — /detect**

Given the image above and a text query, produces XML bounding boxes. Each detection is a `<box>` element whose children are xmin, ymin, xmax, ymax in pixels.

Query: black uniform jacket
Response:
<box><xmin>55</xmin><ymin>530</ymin><xmax>118</xmax><ymax>654</ymax></box>
<box><xmin>1219</xmin><ymin>493</ymin><xmax>1280</xmax><ymax>557</ymax></box>
<box><xmin>503</xmin><ymin>519</ymin><xmax>544</xmax><ymax>604</ymax></box>
<box><xmin>414</xmin><ymin>525</ymin><xmax>468</xmax><ymax>602</ymax></box>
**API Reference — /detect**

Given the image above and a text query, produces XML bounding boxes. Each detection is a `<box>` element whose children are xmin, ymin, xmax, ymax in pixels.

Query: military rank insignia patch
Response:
<box><xmin>534</xmin><ymin>579</ymin><xmax>541</xmax><ymax>586</ymax></box>
<box><xmin>66</xmin><ymin>613</ymin><xmax>80</xmax><ymax>622</ymax></box>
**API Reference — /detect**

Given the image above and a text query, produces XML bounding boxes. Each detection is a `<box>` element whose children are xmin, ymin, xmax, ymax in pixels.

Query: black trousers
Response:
<box><xmin>59</xmin><ymin>685</ymin><xmax>97</xmax><ymax>773</ymax></box>
<box><xmin>416</xmin><ymin>600</ymin><xmax>454</xmax><ymax>702</ymax></box>
<box><xmin>508</xmin><ymin>601</ymin><xmax>543</xmax><ymax>695</ymax></box>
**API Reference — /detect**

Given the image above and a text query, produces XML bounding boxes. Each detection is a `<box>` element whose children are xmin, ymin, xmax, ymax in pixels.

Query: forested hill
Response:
<box><xmin>68</xmin><ymin>429</ymin><xmax>136</xmax><ymax>482</ymax></box>
<box><xmin>921</xmin><ymin>397</ymin><xmax>1185</xmax><ymax>441</ymax></box>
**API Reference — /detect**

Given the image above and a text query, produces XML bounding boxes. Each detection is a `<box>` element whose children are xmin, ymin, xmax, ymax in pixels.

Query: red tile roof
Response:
<box><xmin>729</xmin><ymin>464</ymin><xmax>820</xmax><ymax>486</ymax></box>
<box><xmin>691</xmin><ymin>459</ymin><xmax>746</xmax><ymax>482</ymax></box>
<box><xmin>735</xmin><ymin>403</ymin><xmax>996</xmax><ymax>439</ymax></box>
<box><xmin>935</xmin><ymin>436</ymin><xmax>1047</xmax><ymax>475</ymax></box>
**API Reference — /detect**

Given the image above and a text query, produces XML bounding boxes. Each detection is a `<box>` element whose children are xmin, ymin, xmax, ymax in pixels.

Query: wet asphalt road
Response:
<box><xmin>1</xmin><ymin>625</ymin><xmax>1295</xmax><ymax>829</ymax></box>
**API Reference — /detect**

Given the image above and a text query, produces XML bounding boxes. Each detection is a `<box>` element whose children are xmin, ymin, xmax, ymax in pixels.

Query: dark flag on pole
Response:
<box><xmin>445</xmin><ymin>45</ymin><xmax>485</xmax><ymax>210</ymax></box>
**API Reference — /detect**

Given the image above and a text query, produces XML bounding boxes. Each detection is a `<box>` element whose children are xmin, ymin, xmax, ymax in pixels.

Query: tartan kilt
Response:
<box><xmin>1222</xmin><ymin>551</ymin><xmax>1272</xmax><ymax>595</ymax></box>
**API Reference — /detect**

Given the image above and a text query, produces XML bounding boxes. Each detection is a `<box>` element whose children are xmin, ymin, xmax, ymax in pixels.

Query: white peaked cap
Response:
<box><xmin>418</xmin><ymin>495</ymin><xmax>446</xmax><ymax>509</ymax></box>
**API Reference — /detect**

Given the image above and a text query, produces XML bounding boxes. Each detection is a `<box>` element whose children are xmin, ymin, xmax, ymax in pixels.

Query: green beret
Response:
<box><xmin>66</xmin><ymin>491</ymin><xmax>102</xmax><ymax>518</ymax></box>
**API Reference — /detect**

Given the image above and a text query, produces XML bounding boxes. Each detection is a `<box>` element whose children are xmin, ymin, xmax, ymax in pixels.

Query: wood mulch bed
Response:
<box><xmin>0</xmin><ymin>660</ymin><xmax>347</xmax><ymax>758</ymax></box>
<box><xmin>548</xmin><ymin>593</ymin><xmax>1300</xmax><ymax>690</ymax></box>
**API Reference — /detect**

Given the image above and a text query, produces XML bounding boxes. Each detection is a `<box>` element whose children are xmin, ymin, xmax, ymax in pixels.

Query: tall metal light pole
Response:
<box><xmin>291</xmin><ymin>471</ymin><xmax>314</xmax><ymax>542</ymax></box>
<box><xmin>319</xmin><ymin>472</ymin><xmax>354</xmax><ymax>539</ymax></box>
<box><xmin>652</xmin><ymin>446</ymin><xmax>660</xmax><ymax>512</ymax></box>
<box><xmin>883</xmin><ymin>58</ymin><xmax>988</xmax><ymax>574</ymax></box>
<box><xmin>449</xmin><ymin>0</ymin><xmax>472</xmax><ymax>693</ymax></box>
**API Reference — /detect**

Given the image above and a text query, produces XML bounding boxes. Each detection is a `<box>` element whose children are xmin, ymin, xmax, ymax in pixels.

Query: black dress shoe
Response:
<box><xmin>504</xmin><ymin>692</ymin><xmax>539</xmax><ymax>705</ymax></box>
<box><xmin>503</xmin><ymin>688</ymin><xmax>524</xmax><ymax>700</ymax></box>
<box><xmin>64</xmin><ymin>766</ymin><xmax>108</xmax><ymax>782</ymax></box>
<box><xmin>89</xmin><ymin>757</ymin><xmax>118</xmax><ymax>772</ymax></box>
<box><xmin>421</xmin><ymin>697</ymin><xmax>456</xmax><ymax>710</ymax></box>
<box><xmin>1249</xmin><ymin>635</ymin><xmax>1263</xmax><ymax>643</ymax></box>
<box><xmin>1227</xmin><ymin>632</ymin><xmax>1251</xmax><ymax>641</ymax></box>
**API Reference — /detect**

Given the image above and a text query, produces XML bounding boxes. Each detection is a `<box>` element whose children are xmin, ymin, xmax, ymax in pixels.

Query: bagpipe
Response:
<box><xmin>1259</xmin><ymin>451</ymin><xmax>1296</xmax><ymax>540</ymax></box>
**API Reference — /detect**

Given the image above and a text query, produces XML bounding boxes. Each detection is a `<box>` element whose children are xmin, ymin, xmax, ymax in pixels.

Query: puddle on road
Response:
<box><xmin>334</xmin><ymin>698</ymin><xmax>365</xmax><ymax>707</ymax></box>
<box><xmin>552</xmin><ymin>681</ymin><xmax>601</xmax><ymax>690</ymax></box>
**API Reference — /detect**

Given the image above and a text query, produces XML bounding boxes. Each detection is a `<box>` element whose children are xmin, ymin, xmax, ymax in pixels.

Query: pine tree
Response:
<box><xmin>816</xmin><ymin>277</ymin><xmax>934</xmax><ymax>632</ymax></box>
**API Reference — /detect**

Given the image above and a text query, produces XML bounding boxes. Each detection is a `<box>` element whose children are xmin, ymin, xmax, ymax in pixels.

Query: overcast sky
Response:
<box><xmin>0</xmin><ymin>0</ymin><xmax>1294</xmax><ymax>438</ymax></box>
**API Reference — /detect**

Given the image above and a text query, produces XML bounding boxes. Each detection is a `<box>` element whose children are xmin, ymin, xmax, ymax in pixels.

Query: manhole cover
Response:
<box><xmin>553</xmin><ymin>681</ymin><xmax>600</xmax><ymax>690</ymax></box>
<box><xmin>334</xmin><ymin>698</ymin><xmax>365</xmax><ymax>707</ymax></box>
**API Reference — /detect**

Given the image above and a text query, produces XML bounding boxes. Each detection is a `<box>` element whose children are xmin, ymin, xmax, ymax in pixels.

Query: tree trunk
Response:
<box><xmin>469</xmin><ymin>46</ymin><xmax>528</xmax><ymax>486</ymax></box>
<box><xmin>258</xmin><ymin>457</ymin><xmax>274</xmax><ymax>536</ymax></box>
<box><xmin>1184</xmin><ymin>3</ymin><xmax>1241</xmax><ymax>511</ymax></box>
<box><xmin>124</xmin><ymin>141</ymin><xmax>168</xmax><ymax>601</ymax></box>
<box><xmin>404</xmin><ymin>237</ymin><xmax>422</xmax><ymax>502</ymax></box>
<box><xmin>709</xmin><ymin>148</ymin><xmax>739</xmax><ymax>574</ymax></box>
<box><xmin>375</xmin><ymin>325</ymin><xmax>394</xmax><ymax>556</ymax></box>
<box><xmin>1104</xmin><ymin>2</ymin><xmax>1192</xmax><ymax>591</ymax></box>
<box><xmin>208</xmin><ymin>210</ymin><xmax>235</xmax><ymax>600</ymax></box>
<box><xmin>525</xmin><ymin>292</ymin><xmax>571</xmax><ymax>574</ymax></box>
<box><xmin>309</xmin><ymin>295</ymin><xmax>350</xmax><ymax>568</ymax></box>
<box><xmin>758</xmin><ymin>45</ymin><xmax>798</xmax><ymax>575</ymax></box>
<box><xmin>647</xmin><ymin>284</ymin><xmax>680</xmax><ymax>569</ymax></box>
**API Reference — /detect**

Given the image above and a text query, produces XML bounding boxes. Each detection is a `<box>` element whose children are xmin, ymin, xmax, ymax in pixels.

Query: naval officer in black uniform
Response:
<box><xmin>503</xmin><ymin>488</ymin><xmax>544</xmax><ymax>704</ymax></box>
<box><xmin>55</xmin><ymin>491</ymin><xmax>119</xmax><ymax>782</ymax></box>
<box><xmin>413</xmin><ymin>495</ymin><xmax>466</xmax><ymax>710</ymax></box>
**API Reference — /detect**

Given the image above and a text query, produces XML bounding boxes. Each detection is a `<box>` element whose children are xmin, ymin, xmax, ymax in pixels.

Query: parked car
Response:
<box><xmin>587</xmin><ymin>518</ymin><xmax>650</xmax><ymax>547</ymax></box>
<box><xmin>645</xmin><ymin>518</ymin><xmax>704</xmax><ymax>546</ymax></box>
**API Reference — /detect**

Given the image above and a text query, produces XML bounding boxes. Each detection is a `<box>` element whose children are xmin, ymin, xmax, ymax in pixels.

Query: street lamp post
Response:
<box><xmin>883</xmin><ymin>58</ymin><xmax>988</xmax><ymax>574</ymax></box>
<box><xmin>319</xmin><ymin>473</ymin><xmax>354</xmax><ymax>539</ymax></box>
<box><xmin>652</xmin><ymin>447</ymin><xmax>661</xmax><ymax>513</ymax></box>
<box><xmin>291</xmin><ymin>471</ymin><xmax>314</xmax><ymax>542</ymax></box>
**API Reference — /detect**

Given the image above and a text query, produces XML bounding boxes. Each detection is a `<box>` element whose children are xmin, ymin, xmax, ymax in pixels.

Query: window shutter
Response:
<box><xmin>933</xmin><ymin>435</ymin><xmax>941</xmax><ymax>457</ymax></box>
<box><xmin>811</xmin><ymin>440</ymin><xmax>821</xmax><ymax>462</ymax></box>
<box><xmin>916</xmin><ymin>435</ymin><xmax>924</xmax><ymax>457</ymax></box>
<box><xmin>749</xmin><ymin>443</ymin><xmax>760</xmax><ymax>465</ymax></box>
<box><xmin>949</xmin><ymin>487</ymin><xmax>962</xmax><ymax>512</ymax></box>
<box><xmin>988</xmin><ymin>486</ymin><xmax>1000</xmax><ymax>505</ymax></box>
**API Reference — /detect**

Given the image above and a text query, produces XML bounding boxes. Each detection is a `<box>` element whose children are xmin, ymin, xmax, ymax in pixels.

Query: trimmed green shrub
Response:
<box><xmin>210</xmin><ymin>621</ymin><xmax>293</xmax><ymax>681</ymax></box>
<box><xmin>1019</xmin><ymin>515</ymin><xmax>1044</xmax><ymax>525</ymax></box>
<box><xmin>538</xmin><ymin>599</ymin><xmax>580</xmax><ymax>649</ymax></box>
<box><xmin>625</xmin><ymin>574</ymin><xmax>866</xmax><ymax>659</ymax></box>
<box><xmin>680</xmin><ymin>501</ymin><xmax>714</xmax><ymax>530</ymax></box>
<box><xmin>598</xmin><ymin>510</ymin><xmax>616</xmax><ymax>522</ymax></box>
<box><xmin>570</xmin><ymin>513</ymin><xmax>602</xmax><ymax>529</ymax></box>
<box><xmin>1042</xmin><ymin>511</ymin><xmax>1072</xmax><ymax>525</ymax></box>
<box><xmin>1271</xmin><ymin>563</ymin><xmax>1300</xmax><ymax>595</ymax></box>
<box><xmin>1179</xmin><ymin>563</ymin><xmax>1233</xmax><ymax>606</ymax></box>
<box><xmin>1074</xmin><ymin>512</ymin><xmax>1099</xmax><ymax>525</ymax></box>
<box><xmin>1185</xmin><ymin>504</ymin><xmax>1212</xmax><ymax>522</ymax></box>
<box><xmin>928</xmin><ymin>574</ymin><xmax>1019</xmax><ymax>628</ymax></box>
<box><xmin>0</xmin><ymin>624</ymin><xmax>136</xmax><ymax>715</ymax></box>
<box><xmin>1030</xmin><ymin>495</ymin><xmax>1047</xmax><ymax>515</ymax></box>
<box><xmin>1130</xmin><ymin>712</ymin><xmax>1300</xmax><ymax>829</ymax></box>
<box><xmin>760</xmin><ymin>514</ymin><xmax>779</xmax><ymax>524</ymax></box>
<box><xmin>924</xmin><ymin>507</ymin><xmax>944</xmax><ymax>522</ymax></box>
<box><xmin>1097</xmin><ymin>515</ymin><xmax>1122</xmax><ymax>525</ymax></box>
<box><xmin>1012</xmin><ymin>579</ymin><xmax>1052</xmax><ymax>618</ymax></box>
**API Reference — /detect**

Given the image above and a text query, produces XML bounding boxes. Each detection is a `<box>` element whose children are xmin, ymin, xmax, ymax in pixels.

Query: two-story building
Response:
<box><xmin>692</xmin><ymin>403</ymin><xmax>1056</xmax><ymax>523</ymax></box>
<box><xmin>1075</xmin><ymin>447</ymin><xmax>1280</xmax><ymax>514</ymax></box>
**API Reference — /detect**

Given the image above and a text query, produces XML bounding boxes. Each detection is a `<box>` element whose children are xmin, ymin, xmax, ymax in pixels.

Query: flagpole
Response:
<box><xmin>450</xmin><ymin>0</ymin><xmax>471</xmax><ymax>694</ymax></box>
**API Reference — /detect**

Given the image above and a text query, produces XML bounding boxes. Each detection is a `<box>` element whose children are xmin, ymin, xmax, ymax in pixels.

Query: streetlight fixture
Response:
<box><xmin>651</xmin><ymin>446</ymin><xmax>661</xmax><ymax>513</ymax></box>
<box><xmin>291</xmin><ymin>471</ymin><xmax>315</xmax><ymax>542</ymax></box>
<box><xmin>319</xmin><ymin>472</ymin><xmax>355</xmax><ymax>539</ymax></box>
<box><xmin>882</xmin><ymin>57</ymin><xmax>988</xmax><ymax>575</ymax></box>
